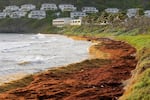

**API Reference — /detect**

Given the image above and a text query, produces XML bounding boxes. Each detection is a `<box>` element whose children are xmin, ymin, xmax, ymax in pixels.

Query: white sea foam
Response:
<box><xmin>18</xmin><ymin>55</ymin><xmax>45</xmax><ymax>65</ymax></box>
<box><xmin>31</xmin><ymin>33</ymin><xmax>46</xmax><ymax>39</ymax></box>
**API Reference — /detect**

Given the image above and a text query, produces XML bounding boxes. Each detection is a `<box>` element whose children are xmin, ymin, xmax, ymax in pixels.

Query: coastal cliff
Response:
<box><xmin>0</xmin><ymin>37</ymin><xmax>137</xmax><ymax>100</ymax></box>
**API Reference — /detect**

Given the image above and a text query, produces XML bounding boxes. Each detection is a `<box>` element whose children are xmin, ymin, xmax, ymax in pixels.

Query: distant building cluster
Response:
<box><xmin>104</xmin><ymin>8</ymin><xmax>150</xmax><ymax>18</ymax></box>
<box><xmin>0</xmin><ymin>4</ymin><xmax>44</xmax><ymax>19</ymax></box>
<box><xmin>53</xmin><ymin>7</ymin><xmax>150</xmax><ymax>27</ymax></box>
<box><xmin>52</xmin><ymin>7</ymin><xmax>150</xmax><ymax>27</ymax></box>
<box><xmin>0</xmin><ymin>3</ymin><xmax>99</xmax><ymax>20</ymax></box>
<box><xmin>0</xmin><ymin>3</ymin><xmax>150</xmax><ymax>27</ymax></box>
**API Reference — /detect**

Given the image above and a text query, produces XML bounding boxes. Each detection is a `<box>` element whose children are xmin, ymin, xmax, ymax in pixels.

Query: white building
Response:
<box><xmin>59</xmin><ymin>4</ymin><xmax>76</xmax><ymax>12</ymax></box>
<box><xmin>70</xmin><ymin>19</ymin><xmax>82</xmax><ymax>26</ymax></box>
<box><xmin>28</xmin><ymin>10</ymin><xmax>46</xmax><ymax>19</ymax></box>
<box><xmin>82</xmin><ymin>7</ymin><xmax>98</xmax><ymax>13</ymax></box>
<box><xmin>105</xmin><ymin>8</ymin><xmax>119</xmax><ymax>14</ymax></box>
<box><xmin>9</xmin><ymin>12</ymin><xmax>21</xmax><ymax>18</ymax></box>
<box><xmin>40</xmin><ymin>3</ymin><xmax>57</xmax><ymax>11</ymax></box>
<box><xmin>10</xmin><ymin>11</ymin><xmax>27</xmax><ymax>18</ymax></box>
<box><xmin>144</xmin><ymin>10</ymin><xmax>150</xmax><ymax>17</ymax></box>
<box><xmin>3</xmin><ymin>5</ymin><xmax>19</xmax><ymax>12</ymax></box>
<box><xmin>70</xmin><ymin>11</ymin><xmax>86</xmax><ymax>18</ymax></box>
<box><xmin>0</xmin><ymin>12</ymin><xmax>7</xmax><ymax>19</ymax></box>
<box><xmin>52</xmin><ymin>17</ymin><xmax>72</xmax><ymax>27</ymax></box>
<box><xmin>20</xmin><ymin>4</ymin><xmax>36</xmax><ymax>12</ymax></box>
<box><xmin>127</xmin><ymin>8</ymin><xmax>139</xmax><ymax>18</ymax></box>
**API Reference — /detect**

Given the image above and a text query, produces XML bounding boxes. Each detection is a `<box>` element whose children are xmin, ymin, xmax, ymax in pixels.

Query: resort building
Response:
<box><xmin>70</xmin><ymin>11</ymin><xmax>86</xmax><ymax>18</ymax></box>
<box><xmin>9</xmin><ymin>12</ymin><xmax>21</xmax><ymax>18</ymax></box>
<box><xmin>127</xmin><ymin>8</ymin><xmax>139</xmax><ymax>18</ymax></box>
<box><xmin>144</xmin><ymin>10</ymin><xmax>150</xmax><ymax>17</ymax></box>
<box><xmin>70</xmin><ymin>18</ymin><xmax>82</xmax><ymax>26</ymax></box>
<box><xmin>3</xmin><ymin>5</ymin><xmax>19</xmax><ymax>12</ymax></box>
<box><xmin>28</xmin><ymin>10</ymin><xmax>46</xmax><ymax>19</ymax></box>
<box><xmin>20</xmin><ymin>4</ymin><xmax>36</xmax><ymax>12</ymax></box>
<box><xmin>58</xmin><ymin>4</ymin><xmax>76</xmax><ymax>12</ymax></box>
<box><xmin>0</xmin><ymin>12</ymin><xmax>7</xmax><ymax>19</ymax></box>
<box><xmin>52</xmin><ymin>17</ymin><xmax>72</xmax><ymax>27</ymax></box>
<box><xmin>40</xmin><ymin>3</ymin><xmax>57</xmax><ymax>11</ymax></box>
<box><xmin>105</xmin><ymin>8</ymin><xmax>119</xmax><ymax>14</ymax></box>
<box><xmin>82</xmin><ymin>7</ymin><xmax>98</xmax><ymax>13</ymax></box>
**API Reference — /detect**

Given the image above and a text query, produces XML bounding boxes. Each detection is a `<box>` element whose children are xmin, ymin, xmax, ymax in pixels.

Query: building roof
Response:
<box><xmin>53</xmin><ymin>17</ymin><xmax>72</xmax><ymax>21</ymax></box>
<box><xmin>59</xmin><ymin>4</ymin><xmax>74</xmax><ymax>6</ymax></box>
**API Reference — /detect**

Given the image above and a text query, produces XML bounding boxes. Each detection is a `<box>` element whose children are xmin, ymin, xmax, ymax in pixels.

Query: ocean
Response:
<box><xmin>0</xmin><ymin>33</ymin><xmax>91</xmax><ymax>84</ymax></box>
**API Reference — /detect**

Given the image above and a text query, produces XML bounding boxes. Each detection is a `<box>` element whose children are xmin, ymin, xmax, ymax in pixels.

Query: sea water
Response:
<box><xmin>0</xmin><ymin>33</ymin><xmax>91</xmax><ymax>84</ymax></box>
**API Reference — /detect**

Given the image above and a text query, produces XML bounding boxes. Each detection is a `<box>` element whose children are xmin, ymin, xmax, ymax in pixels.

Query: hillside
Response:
<box><xmin>0</xmin><ymin>0</ymin><xmax>150</xmax><ymax>33</ymax></box>
<box><xmin>0</xmin><ymin>0</ymin><xmax>150</xmax><ymax>10</ymax></box>
<box><xmin>0</xmin><ymin>10</ymin><xmax>60</xmax><ymax>33</ymax></box>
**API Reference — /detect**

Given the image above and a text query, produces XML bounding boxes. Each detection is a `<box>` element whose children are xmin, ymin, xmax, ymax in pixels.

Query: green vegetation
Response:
<box><xmin>0</xmin><ymin>11</ymin><xmax>58</xmax><ymax>33</ymax></box>
<box><xmin>0</xmin><ymin>18</ymin><xmax>48</xmax><ymax>33</ymax></box>
<box><xmin>63</xmin><ymin>12</ymin><xmax>150</xmax><ymax>35</ymax></box>
<box><xmin>114</xmin><ymin>35</ymin><xmax>150</xmax><ymax>100</ymax></box>
<box><xmin>116</xmin><ymin>35</ymin><xmax>150</xmax><ymax>50</ymax></box>
<box><xmin>120</xmin><ymin>69</ymin><xmax>150</xmax><ymax>100</ymax></box>
<box><xmin>129</xmin><ymin>69</ymin><xmax>150</xmax><ymax>100</ymax></box>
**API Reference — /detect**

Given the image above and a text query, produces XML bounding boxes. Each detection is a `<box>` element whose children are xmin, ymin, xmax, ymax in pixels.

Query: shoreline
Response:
<box><xmin>0</xmin><ymin>35</ymin><xmax>137</xmax><ymax>100</ymax></box>
<box><xmin>0</xmin><ymin>34</ymin><xmax>91</xmax><ymax>86</ymax></box>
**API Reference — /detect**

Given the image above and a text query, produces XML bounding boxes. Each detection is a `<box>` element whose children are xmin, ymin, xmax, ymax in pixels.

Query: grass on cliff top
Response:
<box><xmin>116</xmin><ymin>34</ymin><xmax>150</xmax><ymax>71</ymax></box>
<box><xmin>120</xmin><ymin>69</ymin><xmax>150</xmax><ymax>100</ymax></box>
<box><xmin>114</xmin><ymin>35</ymin><xmax>150</xmax><ymax>100</ymax></box>
<box><xmin>116</xmin><ymin>35</ymin><xmax>150</xmax><ymax>51</ymax></box>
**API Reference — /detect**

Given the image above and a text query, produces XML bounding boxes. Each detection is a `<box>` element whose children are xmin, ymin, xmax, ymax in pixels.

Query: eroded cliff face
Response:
<box><xmin>0</xmin><ymin>38</ymin><xmax>137</xmax><ymax>100</ymax></box>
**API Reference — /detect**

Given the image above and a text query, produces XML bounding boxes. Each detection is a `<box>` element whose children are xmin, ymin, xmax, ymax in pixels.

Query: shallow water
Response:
<box><xmin>0</xmin><ymin>33</ymin><xmax>91</xmax><ymax>84</ymax></box>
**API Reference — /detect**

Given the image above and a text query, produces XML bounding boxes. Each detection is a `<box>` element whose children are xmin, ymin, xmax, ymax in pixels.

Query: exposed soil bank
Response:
<box><xmin>0</xmin><ymin>37</ymin><xmax>137</xmax><ymax>100</ymax></box>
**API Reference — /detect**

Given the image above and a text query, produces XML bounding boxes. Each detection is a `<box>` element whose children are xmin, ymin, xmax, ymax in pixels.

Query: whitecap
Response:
<box><xmin>18</xmin><ymin>56</ymin><xmax>45</xmax><ymax>65</ymax></box>
<box><xmin>31</xmin><ymin>33</ymin><xmax>46</xmax><ymax>39</ymax></box>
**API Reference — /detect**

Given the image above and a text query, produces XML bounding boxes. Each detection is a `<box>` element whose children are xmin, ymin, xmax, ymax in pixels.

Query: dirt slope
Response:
<box><xmin>0</xmin><ymin>38</ymin><xmax>137</xmax><ymax>100</ymax></box>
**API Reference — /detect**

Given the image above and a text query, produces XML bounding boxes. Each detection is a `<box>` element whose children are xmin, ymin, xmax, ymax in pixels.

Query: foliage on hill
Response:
<box><xmin>0</xmin><ymin>11</ymin><xmax>60</xmax><ymax>33</ymax></box>
<box><xmin>63</xmin><ymin>13</ymin><xmax>150</xmax><ymax>36</ymax></box>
